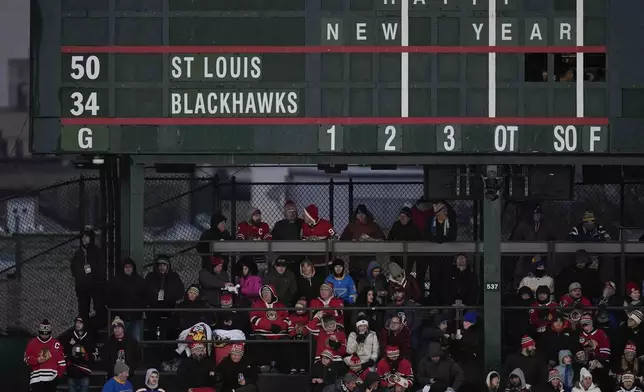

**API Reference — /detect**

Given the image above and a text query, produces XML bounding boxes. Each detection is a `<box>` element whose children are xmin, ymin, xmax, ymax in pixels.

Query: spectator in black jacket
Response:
<box><xmin>216</xmin><ymin>344</ymin><xmax>258</xmax><ymax>392</ymax></box>
<box><xmin>144</xmin><ymin>255</ymin><xmax>184</xmax><ymax>362</ymax></box>
<box><xmin>70</xmin><ymin>229</ymin><xmax>107</xmax><ymax>328</ymax></box>
<box><xmin>176</xmin><ymin>285</ymin><xmax>210</xmax><ymax>330</ymax></box>
<box><xmin>427</xmin><ymin>202</ymin><xmax>458</xmax><ymax>243</ymax></box>
<box><xmin>197</xmin><ymin>213</ymin><xmax>232</xmax><ymax>269</ymax></box>
<box><xmin>387</xmin><ymin>207</ymin><xmax>424</xmax><ymax>278</ymax></box>
<box><xmin>502</xmin><ymin>335</ymin><xmax>548</xmax><ymax>390</ymax></box>
<box><xmin>296</xmin><ymin>259</ymin><xmax>325</xmax><ymax>303</ymax></box>
<box><xmin>107</xmin><ymin>257</ymin><xmax>146</xmax><ymax>341</ymax></box>
<box><xmin>176</xmin><ymin>343</ymin><xmax>217</xmax><ymax>391</ymax></box>
<box><xmin>101</xmin><ymin>316</ymin><xmax>142</xmax><ymax>379</ymax></box>
<box><xmin>61</xmin><ymin>316</ymin><xmax>98</xmax><ymax>392</ymax></box>
<box><xmin>442</xmin><ymin>254</ymin><xmax>480</xmax><ymax>307</ymax></box>
<box><xmin>272</xmin><ymin>200</ymin><xmax>306</xmax><ymax>272</ymax></box>
<box><xmin>311</xmin><ymin>350</ymin><xmax>348</xmax><ymax>392</ymax></box>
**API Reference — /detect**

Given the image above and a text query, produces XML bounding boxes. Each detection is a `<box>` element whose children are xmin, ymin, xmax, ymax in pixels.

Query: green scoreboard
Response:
<box><xmin>30</xmin><ymin>0</ymin><xmax>644</xmax><ymax>163</ymax></box>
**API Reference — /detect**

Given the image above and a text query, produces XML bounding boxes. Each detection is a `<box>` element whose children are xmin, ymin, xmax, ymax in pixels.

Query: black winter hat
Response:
<box><xmin>400</xmin><ymin>207</ymin><xmax>412</xmax><ymax>218</ymax></box>
<box><xmin>536</xmin><ymin>285</ymin><xmax>551</xmax><ymax>296</ymax></box>
<box><xmin>331</xmin><ymin>258</ymin><xmax>345</xmax><ymax>269</ymax></box>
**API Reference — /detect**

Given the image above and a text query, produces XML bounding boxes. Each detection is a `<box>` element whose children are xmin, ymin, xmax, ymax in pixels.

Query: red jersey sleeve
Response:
<box><xmin>53</xmin><ymin>339</ymin><xmax>66</xmax><ymax>375</ymax></box>
<box><xmin>236</xmin><ymin>222</ymin><xmax>249</xmax><ymax>240</ymax></box>
<box><xmin>24</xmin><ymin>339</ymin><xmax>40</xmax><ymax>368</ymax></box>
<box><xmin>261</xmin><ymin>223</ymin><xmax>272</xmax><ymax>240</ymax></box>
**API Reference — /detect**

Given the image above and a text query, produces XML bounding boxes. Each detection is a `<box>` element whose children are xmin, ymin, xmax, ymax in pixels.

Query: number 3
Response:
<box><xmin>444</xmin><ymin>126</ymin><xmax>455</xmax><ymax>151</ymax></box>
<box><xmin>384</xmin><ymin>126</ymin><xmax>396</xmax><ymax>151</ymax></box>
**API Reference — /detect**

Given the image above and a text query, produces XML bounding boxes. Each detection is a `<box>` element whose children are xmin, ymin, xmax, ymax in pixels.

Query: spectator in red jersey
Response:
<box><xmin>309</xmin><ymin>281</ymin><xmax>345</xmax><ymax>329</ymax></box>
<box><xmin>340</xmin><ymin>204</ymin><xmax>386</xmax><ymax>280</ymax></box>
<box><xmin>345</xmin><ymin>354</ymin><xmax>369</xmax><ymax>384</ymax></box>
<box><xmin>559</xmin><ymin>282</ymin><xmax>592</xmax><ymax>326</ymax></box>
<box><xmin>376</xmin><ymin>346</ymin><xmax>414</xmax><ymax>389</ymax></box>
<box><xmin>529</xmin><ymin>285</ymin><xmax>558</xmax><ymax>335</ymax></box>
<box><xmin>579</xmin><ymin>315</ymin><xmax>611</xmax><ymax>364</ymax></box>
<box><xmin>249</xmin><ymin>285</ymin><xmax>290</xmax><ymax>370</ymax></box>
<box><xmin>380</xmin><ymin>315</ymin><xmax>412</xmax><ymax>360</ymax></box>
<box><xmin>301</xmin><ymin>204</ymin><xmax>336</xmax><ymax>241</ymax></box>
<box><xmin>288</xmin><ymin>297</ymin><xmax>311</xmax><ymax>375</ymax></box>
<box><xmin>236</xmin><ymin>207</ymin><xmax>272</xmax><ymax>241</ymax></box>
<box><xmin>24</xmin><ymin>319</ymin><xmax>66</xmax><ymax>392</ymax></box>
<box><xmin>308</xmin><ymin>314</ymin><xmax>347</xmax><ymax>362</ymax></box>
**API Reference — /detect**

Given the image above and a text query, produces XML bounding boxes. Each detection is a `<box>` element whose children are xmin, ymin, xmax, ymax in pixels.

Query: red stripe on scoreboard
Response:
<box><xmin>61</xmin><ymin>117</ymin><xmax>609</xmax><ymax>126</ymax></box>
<box><xmin>61</xmin><ymin>45</ymin><xmax>607</xmax><ymax>54</ymax></box>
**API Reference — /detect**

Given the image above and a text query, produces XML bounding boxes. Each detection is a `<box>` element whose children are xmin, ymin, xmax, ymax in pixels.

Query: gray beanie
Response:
<box><xmin>114</xmin><ymin>361</ymin><xmax>130</xmax><ymax>375</ymax></box>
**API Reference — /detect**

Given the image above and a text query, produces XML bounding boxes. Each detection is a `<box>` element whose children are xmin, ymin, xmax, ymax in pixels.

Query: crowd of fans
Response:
<box><xmin>23</xmin><ymin>198</ymin><xmax>643</xmax><ymax>392</ymax></box>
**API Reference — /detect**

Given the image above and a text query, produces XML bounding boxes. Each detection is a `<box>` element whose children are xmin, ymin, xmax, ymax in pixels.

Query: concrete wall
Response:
<box><xmin>0</xmin><ymin>0</ymin><xmax>30</xmax><ymax>108</ymax></box>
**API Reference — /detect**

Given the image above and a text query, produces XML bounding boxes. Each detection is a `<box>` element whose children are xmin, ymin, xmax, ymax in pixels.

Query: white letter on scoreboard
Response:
<box><xmin>501</xmin><ymin>23</ymin><xmax>513</xmax><ymax>41</ymax></box>
<box><xmin>78</xmin><ymin>128</ymin><xmax>92</xmax><ymax>149</ymax></box>
<box><xmin>327</xmin><ymin>23</ymin><xmax>340</xmax><ymax>41</ymax></box>
<box><xmin>171</xmin><ymin>57</ymin><xmax>182</xmax><ymax>78</ymax></box>
<box><xmin>529</xmin><ymin>23</ymin><xmax>543</xmax><ymax>41</ymax></box>
<box><xmin>356</xmin><ymin>23</ymin><xmax>367</xmax><ymax>41</ymax></box>
<box><xmin>472</xmin><ymin>23</ymin><xmax>484</xmax><ymax>41</ymax></box>
<box><xmin>589</xmin><ymin>126</ymin><xmax>601</xmax><ymax>152</ymax></box>
<box><xmin>495</xmin><ymin>125</ymin><xmax>518</xmax><ymax>152</ymax></box>
<box><xmin>560</xmin><ymin>23</ymin><xmax>572</xmax><ymax>41</ymax></box>
<box><xmin>171</xmin><ymin>93</ymin><xmax>181</xmax><ymax>114</ymax></box>
<box><xmin>553</xmin><ymin>125</ymin><xmax>577</xmax><ymax>152</ymax></box>
<box><xmin>184</xmin><ymin>56</ymin><xmax>194</xmax><ymax>79</ymax></box>
<box><xmin>203</xmin><ymin>57</ymin><xmax>213</xmax><ymax>78</ymax></box>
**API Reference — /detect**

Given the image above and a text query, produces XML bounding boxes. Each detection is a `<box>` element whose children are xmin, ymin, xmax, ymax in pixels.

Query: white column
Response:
<box><xmin>576</xmin><ymin>0</ymin><xmax>584</xmax><ymax>117</ymax></box>
<box><xmin>401</xmin><ymin>0</ymin><xmax>409</xmax><ymax>117</ymax></box>
<box><xmin>488</xmin><ymin>0</ymin><xmax>497</xmax><ymax>118</ymax></box>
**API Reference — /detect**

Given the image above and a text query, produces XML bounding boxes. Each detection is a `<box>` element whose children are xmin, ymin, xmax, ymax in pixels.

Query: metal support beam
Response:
<box><xmin>119</xmin><ymin>157</ymin><xmax>145</xmax><ymax>267</ymax></box>
<box><xmin>483</xmin><ymin>165</ymin><xmax>502</xmax><ymax>373</ymax></box>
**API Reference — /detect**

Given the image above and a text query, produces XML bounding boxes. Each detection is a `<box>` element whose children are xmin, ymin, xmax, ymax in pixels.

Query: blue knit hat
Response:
<box><xmin>532</xmin><ymin>255</ymin><xmax>546</xmax><ymax>270</ymax></box>
<box><xmin>463</xmin><ymin>311</ymin><xmax>477</xmax><ymax>324</ymax></box>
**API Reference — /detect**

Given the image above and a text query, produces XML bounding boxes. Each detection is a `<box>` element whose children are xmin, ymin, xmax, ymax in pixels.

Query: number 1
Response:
<box><xmin>327</xmin><ymin>125</ymin><xmax>336</xmax><ymax>151</ymax></box>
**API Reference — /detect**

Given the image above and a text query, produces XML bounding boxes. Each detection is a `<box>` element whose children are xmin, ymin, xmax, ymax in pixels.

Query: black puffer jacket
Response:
<box><xmin>197</xmin><ymin>213</ymin><xmax>232</xmax><ymax>268</ymax></box>
<box><xmin>417</xmin><ymin>342</ymin><xmax>465</xmax><ymax>391</ymax></box>
<box><xmin>108</xmin><ymin>259</ymin><xmax>147</xmax><ymax>321</ymax></box>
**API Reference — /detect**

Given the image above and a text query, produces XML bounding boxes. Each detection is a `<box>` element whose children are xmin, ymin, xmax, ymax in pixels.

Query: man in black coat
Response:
<box><xmin>70</xmin><ymin>229</ymin><xmax>107</xmax><ymax>328</ymax></box>
<box><xmin>176</xmin><ymin>343</ymin><xmax>218</xmax><ymax>391</ymax></box>
<box><xmin>107</xmin><ymin>257</ymin><xmax>147</xmax><ymax>341</ymax></box>
<box><xmin>502</xmin><ymin>335</ymin><xmax>548</xmax><ymax>390</ymax></box>
<box><xmin>100</xmin><ymin>316</ymin><xmax>142</xmax><ymax>379</ymax></box>
<box><xmin>197</xmin><ymin>213</ymin><xmax>232</xmax><ymax>269</ymax></box>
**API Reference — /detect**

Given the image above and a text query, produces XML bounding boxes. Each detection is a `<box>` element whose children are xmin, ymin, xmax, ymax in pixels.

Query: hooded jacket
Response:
<box><xmin>296</xmin><ymin>260</ymin><xmax>325</xmax><ymax>302</ymax></box>
<box><xmin>487</xmin><ymin>371</ymin><xmax>501</xmax><ymax>392</ymax></box>
<box><xmin>505</xmin><ymin>368</ymin><xmax>530</xmax><ymax>392</ymax></box>
<box><xmin>340</xmin><ymin>205</ymin><xmax>386</xmax><ymax>242</ymax></box>
<box><xmin>249</xmin><ymin>285</ymin><xmax>290</xmax><ymax>339</ymax></box>
<box><xmin>176</xmin><ymin>285</ymin><xmax>210</xmax><ymax>330</ymax></box>
<box><xmin>144</xmin><ymin>258</ymin><xmax>184</xmax><ymax>312</ymax></box>
<box><xmin>135</xmin><ymin>368</ymin><xmax>165</xmax><ymax>392</ymax></box>
<box><xmin>387</xmin><ymin>262</ymin><xmax>421</xmax><ymax>302</ymax></box>
<box><xmin>108</xmin><ymin>260</ymin><xmax>147</xmax><ymax>321</ymax></box>
<box><xmin>571</xmin><ymin>368</ymin><xmax>601</xmax><ymax>392</ymax></box>
<box><xmin>554</xmin><ymin>350</ymin><xmax>575</xmax><ymax>392</ymax></box>
<box><xmin>70</xmin><ymin>232</ymin><xmax>106</xmax><ymax>289</ymax></box>
<box><xmin>197</xmin><ymin>213</ymin><xmax>232</xmax><ymax>267</ymax></box>
<box><xmin>264</xmin><ymin>261</ymin><xmax>298</xmax><ymax>305</ymax></box>
<box><xmin>357</xmin><ymin>261</ymin><xmax>389</xmax><ymax>302</ymax></box>
<box><xmin>417</xmin><ymin>342</ymin><xmax>465</xmax><ymax>391</ymax></box>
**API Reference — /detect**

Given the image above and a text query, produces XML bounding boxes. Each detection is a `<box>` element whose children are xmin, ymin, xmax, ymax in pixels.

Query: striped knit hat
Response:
<box><xmin>580</xmin><ymin>314</ymin><xmax>593</xmax><ymax>326</ymax></box>
<box><xmin>386</xmin><ymin>345</ymin><xmax>400</xmax><ymax>358</ymax></box>
<box><xmin>625</xmin><ymin>341</ymin><xmax>637</xmax><ymax>354</ymax></box>
<box><xmin>622</xmin><ymin>373</ymin><xmax>635</xmax><ymax>383</ymax></box>
<box><xmin>320</xmin><ymin>349</ymin><xmax>334</xmax><ymax>360</ymax></box>
<box><xmin>548</xmin><ymin>369</ymin><xmax>562</xmax><ymax>382</ymax></box>
<box><xmin>521</xmin><ymin>335</ymin><xmax>535</xmax><ymax>349</ymax></box>
<box><xmin>230</xmin><ymin>343</ymin><xmax>244</xmax><ymax>356</ymax></box>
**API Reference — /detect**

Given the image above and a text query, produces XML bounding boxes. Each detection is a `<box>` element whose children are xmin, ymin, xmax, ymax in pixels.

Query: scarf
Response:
<box><xmin>430</xmin><ymin>217</ymin><xmax>450</xmax><ymax>237</ymax></box>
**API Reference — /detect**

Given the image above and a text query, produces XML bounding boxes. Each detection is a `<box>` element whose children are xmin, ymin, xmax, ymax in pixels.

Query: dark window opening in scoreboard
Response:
<box><xmin>525</xmin><ymin>53</ymin><xmax>548</xmax><ymax>82</ymax></box>
<box><xmin>555</xmin><ymin>54</ymin><xmax>576</xmax><ymax>83</ymax></box>
<box><xmin>585</xmin><ymin>54</ymin><xmax>607</xmax><ymax>82</ymax></box>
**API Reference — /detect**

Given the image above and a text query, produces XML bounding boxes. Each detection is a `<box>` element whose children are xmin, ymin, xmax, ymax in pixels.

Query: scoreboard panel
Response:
<box><xmin>30</xmin><ymin>0</ymin><xmax>644</xmax><ymax>161</ymax></box>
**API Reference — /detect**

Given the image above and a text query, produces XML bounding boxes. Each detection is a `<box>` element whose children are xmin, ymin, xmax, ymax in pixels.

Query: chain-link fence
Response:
<box><xmin>0</xmin><ymin>176</ymin><xmax>104</xmax><ymax>335</ymax></box>
<box><xmin>2</xmin><ymin>173</ymin><xmax>644</xmax><ymax>334</ymax></box>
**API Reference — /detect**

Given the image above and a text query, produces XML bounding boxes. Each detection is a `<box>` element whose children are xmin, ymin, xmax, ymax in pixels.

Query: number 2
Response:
<box><xmin>384</xmin><ymin>126</ymin><xmax>396</xmax><ymax>151</ymax></box>
<box><xmin>327</xmin><ymin>125</ymin><xmax>336</xmax><ymax>151</ymax></box>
